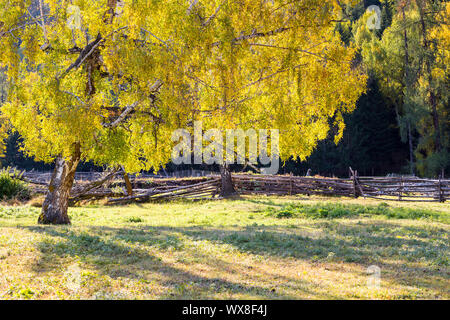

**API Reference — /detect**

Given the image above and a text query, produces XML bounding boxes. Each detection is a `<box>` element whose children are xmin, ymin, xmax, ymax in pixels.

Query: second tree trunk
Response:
<box><xmin>219</xmin><ymin>164</ymin><xmax>236</xmax><ymax>197</ymax></box>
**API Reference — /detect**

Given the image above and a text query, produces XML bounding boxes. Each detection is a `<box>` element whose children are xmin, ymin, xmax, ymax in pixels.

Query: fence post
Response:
<box><xmin>350</xmin><ymin>167</ymin><xmax>359</xmax><ymax>198</ymax></box>
<box><xmin>438</xmin><ymin>178</ymin><xmax>444</xmax><ymax>203</ymax></box>
<box><xmin>289</xmin><ymin>172</ymin><xmax>293</xmax><ymax>196</ymax></box>
<box><xmin>398</xmin><ymin>176</ymin><xmax>403</xmax><ymax>201</ymax></box>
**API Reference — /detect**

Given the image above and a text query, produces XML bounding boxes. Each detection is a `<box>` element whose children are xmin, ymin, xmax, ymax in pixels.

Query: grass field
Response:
<box><xmin>0</xmin><ymin>196</ymin><xmax>448</xmax><ymax>300</ymax></box>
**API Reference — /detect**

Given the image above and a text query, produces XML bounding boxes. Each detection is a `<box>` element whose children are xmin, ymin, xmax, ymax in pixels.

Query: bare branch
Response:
<box><xmin>102</xmin><ymin>80</ymin><xmax>163</xmax><ymax>128</ymax></box>
<box><xmin>58</xmin><ymin>34</ymin><xmax>103</xmax><ymax>79</ymax></box>
<box><xmin>243</xmin><ymin>63</ymin><xmax>306</xmax><ymax>88</ymax></box>
<box><xmin>248</xmin><ymin>43</ymin><xmax>328</xmax><ymax>60</ymax></box>
<box><xmin>58</xmin><ymin>26</ymin><xmax>128</xmax><ymax>80</ymax></box>
<box><xmin>39</xmin><ymin>0</ymin><xmax>48</xmax><ymax>43</ymax></box>
<box><xmin>102</xmin><ymin>100</ymin><xmax>140</xmax><ymax>129</ymax></box>
<box><xmin>212</xmin><ymin>27</ymin><xmax>291</xmax><ymax>47</ymax></box>
<box><xmin>62</xmin><ymin>91</ymin><xmax>86</xmax><ymax>105</ymax></box>
<box><xmin>202</xmin><ymin>1</ymin><xmax>225</xmax><ymax>27</ymax></box>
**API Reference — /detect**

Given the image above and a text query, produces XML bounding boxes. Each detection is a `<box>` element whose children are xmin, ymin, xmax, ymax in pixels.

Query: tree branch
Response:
<box><xmin>102</xmin><ymin>80</ymin><xmax>163</xmax><ymax>128</ymax></box>
<box><xmin>57</xmin><ymin>26</ymin><xmax>128</xmax><ymax>80</ymax></box>
<box><xmin>248</xmin><ymin>43</ymin><xmax>329</xmax><ymax>60</ymax></box>
<box><xmin>212</xmin><ymin>27</ymin><xmax>291</xmax><ymax>47</ymax></box>
<box><xmin>58</xmin><ymin>33</ymin><xmax>103</xmax><ymax>79</ymax></box>
<box><xmin>39</xmin><ymin>0</ymin><xmax>48</xmax><ymax>43</ymax></box>
<box><xmin>102</xmin><ymin>100</ymin><xmax>141</xmax><ymax>129</ymax></box>
<box><xmin>243</xmin><ymin>63</ymin><xmax>306</xmax><ymax>88</ymax></box>
<box><xmin>202</xmin><ymin>1</ymin><xmax>225</xmax><ymax>27</ymax></box>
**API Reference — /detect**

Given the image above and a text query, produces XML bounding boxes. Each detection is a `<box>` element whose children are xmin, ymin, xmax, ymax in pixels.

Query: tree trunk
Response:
<box><xmin>408</xmin><ymin>122</ymin><xmax>414</xmax><ymax>175</ymax></box>
<box><xmin>219</xmin><ymin>164</ymin><xmax>235</xmax><ymax>197</ymax></box>
<box><xmin>123</xmin><ymin>171</ymin><xmax>133</xmax><ymax>196</ymax></box>
<box><xmin>429</xmin><ymin>92</ymin><xmax>442</xmax><ymax>152</ymax></box>
<box><xmin>415</xmin><ymin>0</ymin><xmax>442</xmax><ymax>153</ymax></box>
<box><xmin>38</xmin><ymin>149</ymin><xmax>81</xmax><ymax>225</ymax></box>
<box><xmin>401</xmin><ymin>6</ymin><xmax>415</xmax><ymax>176</ymax></box>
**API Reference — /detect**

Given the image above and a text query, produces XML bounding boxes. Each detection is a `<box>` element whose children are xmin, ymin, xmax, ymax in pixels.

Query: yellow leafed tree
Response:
<box><xmin>0</xmin><ymin>0</ymin><xmax>366</xmax><ymax>224</ymax></box>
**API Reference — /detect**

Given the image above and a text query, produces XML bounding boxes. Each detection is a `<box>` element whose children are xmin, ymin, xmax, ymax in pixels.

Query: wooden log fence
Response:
<box><xmin>107</xmin><ymin>178</ymin><xmax>221</xmax><ymax>204</ymax></box>
<box><xmin>13</xmin><ymin>169</ymin><xmax>449</xmax><ymax>204</ymax></box>
<box><xmin>230</xmin><ymin>172</ymin><xmax>448</xmax><ymax>203</ymax></box>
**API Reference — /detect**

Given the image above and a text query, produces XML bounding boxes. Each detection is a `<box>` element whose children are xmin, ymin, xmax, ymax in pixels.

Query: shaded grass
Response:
<box><xmin>266</xmin><ymin>202</ymin><xmax>449</xmax><ymax>223</ymax></box>
<box><xmin>0</xmin><ymin>196</ymin><xmax>448</xmax><ymax>300</ymax></box>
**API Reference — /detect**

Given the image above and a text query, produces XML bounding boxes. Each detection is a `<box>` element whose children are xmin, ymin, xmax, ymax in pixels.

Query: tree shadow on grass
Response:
<box><xmin>244</xmin><ymin>198</ymin><xmax>298</xmax><ymax>207</ymax></box>
<box><xmin>21</xmin><ymin>225</ymin><xmax>319</xmax><ymax>299</ymax></box>
<box><xmin>151</xmin><ymin>223</ymin><xmax>444</xmax><ymax>262</ymax></box>
<box><xmin>131</xmin><ymin>222</ymin><xmax>448</xmax><ymax>289</ymax></box>
<box><xmin>20</xmin><ymin>218</ymin><xmax>448</xmax><ymax>298</ymax></box>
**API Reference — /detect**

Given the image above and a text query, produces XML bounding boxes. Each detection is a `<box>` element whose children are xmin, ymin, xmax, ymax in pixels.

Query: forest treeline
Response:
<box><xmin>0</xmin><ymin>0</ymin><xmax>448</xmax><ymax>178</ymax></box>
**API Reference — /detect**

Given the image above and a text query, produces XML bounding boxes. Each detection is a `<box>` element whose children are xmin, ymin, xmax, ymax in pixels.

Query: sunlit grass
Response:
<box><xmin>0</xmin><ymin>196</ymin><xmax>448</xmax><ymax>300</ymax></box>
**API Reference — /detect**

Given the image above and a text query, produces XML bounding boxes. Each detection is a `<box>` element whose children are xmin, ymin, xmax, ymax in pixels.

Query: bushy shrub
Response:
<box><xmin>275</xmin><ymin>208</ymin><xmax>296</xmax><ymax>219</ymax></box>
<box><xmin>126</xmin><ymin>216</ymin><xmax>144</xmax><ymax>223</ymax></box>
<box><xmin>0</xmin><ymin>167</ymin><xmax>31</xmax><ymax>201</ymax></box>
